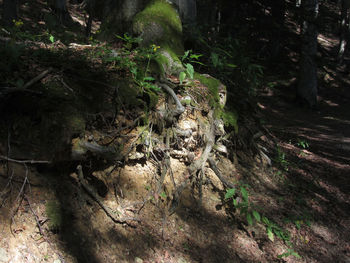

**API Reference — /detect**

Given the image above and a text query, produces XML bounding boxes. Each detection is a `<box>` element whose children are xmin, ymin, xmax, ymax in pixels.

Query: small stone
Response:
<box><xmin>0</xmin><ymin>248</ymin><xmax>9</xmax><ymax>263</ymax></box>
<box><xmin>53</xmin><ymin>260</ymin><xmax>61</xmax><ymax>263</ymax></box>
<box><xmin>134</xmin><ymin>257</ymin><xmax>143</xmax><ymax>263</ymax></box>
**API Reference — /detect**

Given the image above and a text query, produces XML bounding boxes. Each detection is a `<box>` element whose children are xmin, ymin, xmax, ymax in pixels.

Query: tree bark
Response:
<box><xmin>268</xmin><ymin>0</ymin><xmax>286</xmax><ymax>58</ymax></box>
<box><xmin>48</xmin><ymin>0</ymin><xmax>72</xmax><ymax>24</ymax></box>
<box><xmin>100</xmin><ymin>0</ymin><xmax>146</xmax><ymax>37</ymax></box>
<box><xmin>297</xmin><ymin>0</ymin><xmax>318</xmax><ymax>107</ymax></box>
<box><xmin>337</xmin><ymin>0</ymin><xmax>350</xmax><ymax>64</ymax></box>
<box><xmin>2</xmin><ymin>0</ymin><xmax>18</xmax><ymax>27</ymax></box>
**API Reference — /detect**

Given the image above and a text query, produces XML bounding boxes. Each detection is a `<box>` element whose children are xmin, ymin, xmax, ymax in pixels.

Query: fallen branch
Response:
<box><xmin>23</xmin><ymin>68</ymin><xmax>52</xmax><ymax>89</ymax></box>
<box><xmin>0</xmin><ymin>155</ymin><xmax>50</xmax><ymax>164</ymax></box>
<box><xmin>25</xmin><ymin>194</ymin><xmax>45</xmax><ymax>237</ymax></box>
<box><xmin>10</xmin><ymin>166</ymin><xmax>29</xmax><ymax>236</ymax></box>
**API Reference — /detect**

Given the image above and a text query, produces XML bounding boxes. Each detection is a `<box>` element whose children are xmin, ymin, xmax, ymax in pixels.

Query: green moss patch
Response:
<box><xmin>221</xmin><ymin>110</ymin><xmax>239</xmax><ymax>133</ymax></box>
<box><xmin>194</xmin><ymin>72</ymin><xmax>221</xmax><ymax>108</ymax></box>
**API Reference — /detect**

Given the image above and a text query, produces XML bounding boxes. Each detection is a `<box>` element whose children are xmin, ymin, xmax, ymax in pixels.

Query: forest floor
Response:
<box><xmin>1</xmin><ymin>1</ymin><xmax>350</xmax><ymax>263</ymax></box>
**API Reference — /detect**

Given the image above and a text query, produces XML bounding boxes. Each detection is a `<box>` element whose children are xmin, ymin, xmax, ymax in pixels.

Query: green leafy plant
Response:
<box><xmin>49</xmin><ymin>34</ymin><xmax>55</xmax><ymax>43</ymax></box>
<box><xmin>94</xmin><ymin>34</ymin><xmax>162</xmax><ymax>108</ymax></box>
<box><xmin>181</xmin><ymin>50</ymin><xmax>204</xmax><ymax>65</ymax></box>
<box><xmin>225</xmin><ymin>184</ymin><xmax>261</xmax><ymax>226</ymax></box>
<box><xmin>116</xmin><ymin>33</ymin><xmax>142</xmax><ymax>50</ymax></box>
<box><xmin>296</xmin><ymin>139</ymin><xmax>309</xmax><ymax>149</ymax></box>
<box><xmin>278</xmin><ymin>248</ymin><xmax>301</xmax><ymax>259</ymax></box>
<box><xmin>192</xmin><ymin>36</ymin><xmax>263</xmax><ymax>95</ymax></box>
<box><xmin>225</xmin><ymin>183</ymin><xmax>302</xmax><ymax>260</ymax></box>
<box><xmin>178</xmin><ymin>50</ymin><xmax>202</xmax><ymax>84</ymax></box>
<box><xmin>275</xmin><ymin>146</ymin><xmax>289</xmax><ymax>171</ymax></box>
<box><xmin>262</xmin><ymin>216</ymin><xmax>291</xmax><ymax>242</ymax></box>
<box><xmin>225</xmin><ymin>185</ymin><xmax>291</xmax><ymax>243</ymax></box>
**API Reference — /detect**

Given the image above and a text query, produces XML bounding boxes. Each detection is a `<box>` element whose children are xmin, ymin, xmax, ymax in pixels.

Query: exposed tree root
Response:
<box><xmin>208</xmin><ymin>157</ymin><xmax>236</xmax><ymax>189</ymax></box>
<box><xmin>157</xmin><ymin>80</ymin><xmax>185</xmax><ymax>118</ymax></box>
<box><xmin>76</xmin><ymin>165</ymin><xmax>139</xmax><ymax>226</ymax></box>
<box><xmin>168</xmin><ymin>111</ymin><xmax>216</xmax><ymax>214</ymax></box>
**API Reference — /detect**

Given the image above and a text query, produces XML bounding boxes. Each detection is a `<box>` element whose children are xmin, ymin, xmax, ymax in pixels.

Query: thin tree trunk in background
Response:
<box><xmin>48</xmin><ymin>0</ymin><xmax>71</xmax><ymax>24</ymax></box>
<box><xmin>269</xmin><ymin>0</ymin><xmax>286</xmax><ymax>58</ymax></box>
<box><xmin>271</xmin><ymin>0</ymin><xmax>286</xmax><ymax>25</ymax></box>
<box><xmin>85</xmin><ymin>0</ymin><xmax>94</xmax><ymax>37</ymax></box>
<box><xmin>2</xmin><ymin>0</ymin><xmax>18</xmax><ymax>26</ymax></box>
<box><xmin>297</xmin><ymin>0</ymin><xmax>318</xmax><ymax>107</ymax></box>
<box><xmin>337</xmin><ymin>0</ymin><xmax>350</xmax><ymax>64</ymax></box>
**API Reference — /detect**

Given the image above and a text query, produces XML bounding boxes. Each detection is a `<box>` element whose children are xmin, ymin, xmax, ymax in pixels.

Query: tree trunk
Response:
<box><xmin>271</xmin><ymin>0</ymin><xmax>286</xmax><ymax>26</ymax></box>
<box><xmin>269</xmin><ymin>0</ymin><xmax>286</xmax><ymax>58</ymax></box>
<box><xmin>99</xmin><ymin>0</ymin><xmax>146</xmax><ymax>37</ymax></box>
<box><xmin>48</xmin><ymin>0</ymin><xmax>71</xmax><ymax>24</ymax></box>
<box><xmin>337</xmin><ymin>0</ymin><xmax>350</xmax><ymax>64</ymax></box>
<box><xmin>170</xmin><ymin>0</ymin><xmax>197</xmax><ymax>25</ymax></box>
<box><xmin>297</xmin><ymin>0</ymin><xmax>318</xmax><ymax>107</ymax></box>
<box><xmin>2</xmin><ymin>0</ymin><xmax>18</xmax><ymax>27</ymax></box>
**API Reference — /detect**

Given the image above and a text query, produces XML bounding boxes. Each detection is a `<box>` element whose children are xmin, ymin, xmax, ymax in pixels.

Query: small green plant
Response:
<box><xmin>112</xmin><ymin>35</ymin><xmax>161</xmax><ymax>94</ymax></box>
<box><xmin>159</xmin><ymin>191</ymin><xmax>167</xmax><ymax>199</ymax></box>
<box><xmin>296</xmin><ymin>139</ymin><xmax>309</xmax><ymax>149</ymax></box>
<box><xmin>93</xmin><ymin>34</ymin><xmax>161</xmax><ymax>109</ymax></box>
<box><xmin>262</xmin><ymin>216</ymin><xmax>291</xmax><ymax>242</ymax></box>
<box><xmin>116</xmin><ymin>33</ymin><xmax>142</xmax><ymax>50</ymax></box>
<box><xmin>278</xmin><ymin>248</ymin><xmax>301</xmax><ymax>259</ymax></box>
<box><xmin>225</xmin><ymin>184</ymin><xmax>301</xmax><ymax>260</ymax></box>
<box><xmin>182</xmin><ymin>242</ymin><xmax>190</xmax><ymax>251</ymax></box>
<box><xmin>181</xmin><ymin>50</ymin><xmax>205</xmax><ymax>65</ymax></box>
<box><xmin>49</xmin><ymin>34</ymin><xmax>55</xmax><ymax>43</ymax></box>
<box><xmin>225</xmin><ymin>184</ymin><xmax>261</xmax><ymax>226</ymax></box>
<box><xmin>284</xmin><ymin>213</ymin><xmax>312</xmax><ymax>230</ymax></box>
<box><xmin>192</xmin><ymin>36</ymin><xmax>263</xmax><ymax>95</ymax></box>
<box><xmin>179</xmin><ymin>50</ymin><xmax>202</xmax><ymax>84</ymax></box>
<box><xmin>275</xmin><ymin>146</ymin><xmax>289</xmax><ymax>171</ymax></box>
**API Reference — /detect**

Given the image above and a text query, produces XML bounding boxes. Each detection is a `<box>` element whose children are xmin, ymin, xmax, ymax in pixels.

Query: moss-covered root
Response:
<box><xmin>133</xmin><ymin>0</ymin><xmax>184</xmax><ymax>76</ymax></box>
<box><xmin>195</xmin><ymin>73</ymin><xmax>238</xmax><ymax>133</ymax></box>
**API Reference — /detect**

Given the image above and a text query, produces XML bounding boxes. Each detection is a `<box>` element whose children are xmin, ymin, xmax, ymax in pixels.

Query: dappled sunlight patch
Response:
<box><xmin>231</xmin><ymin>230</ymin><xmax>265</xmax><ymax>262</ymax></box>
<box><xmin>309</xmin><ymin>223</ymin><xmax>339</xmax><ymax>245</ymax></box>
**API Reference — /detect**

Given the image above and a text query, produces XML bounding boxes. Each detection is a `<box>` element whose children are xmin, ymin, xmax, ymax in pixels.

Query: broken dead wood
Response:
<box><xmin>23</xmin><ymin>68</ymin><xmax>52</xmax><ymax>89</ymax></box>
<box><xmin>10</xmin><ymin>165</ymin><xmax>29</xmax><ymax>236</ymax></box>
<box><xmin>25</xmin><ymin>194</ymin><xmax>46</xmax><ymax>238</ymax></box>
<box><xmin>76</xmin><ymin>165</ymin><xmax>139</xmax><ymax>226</ymax></box>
